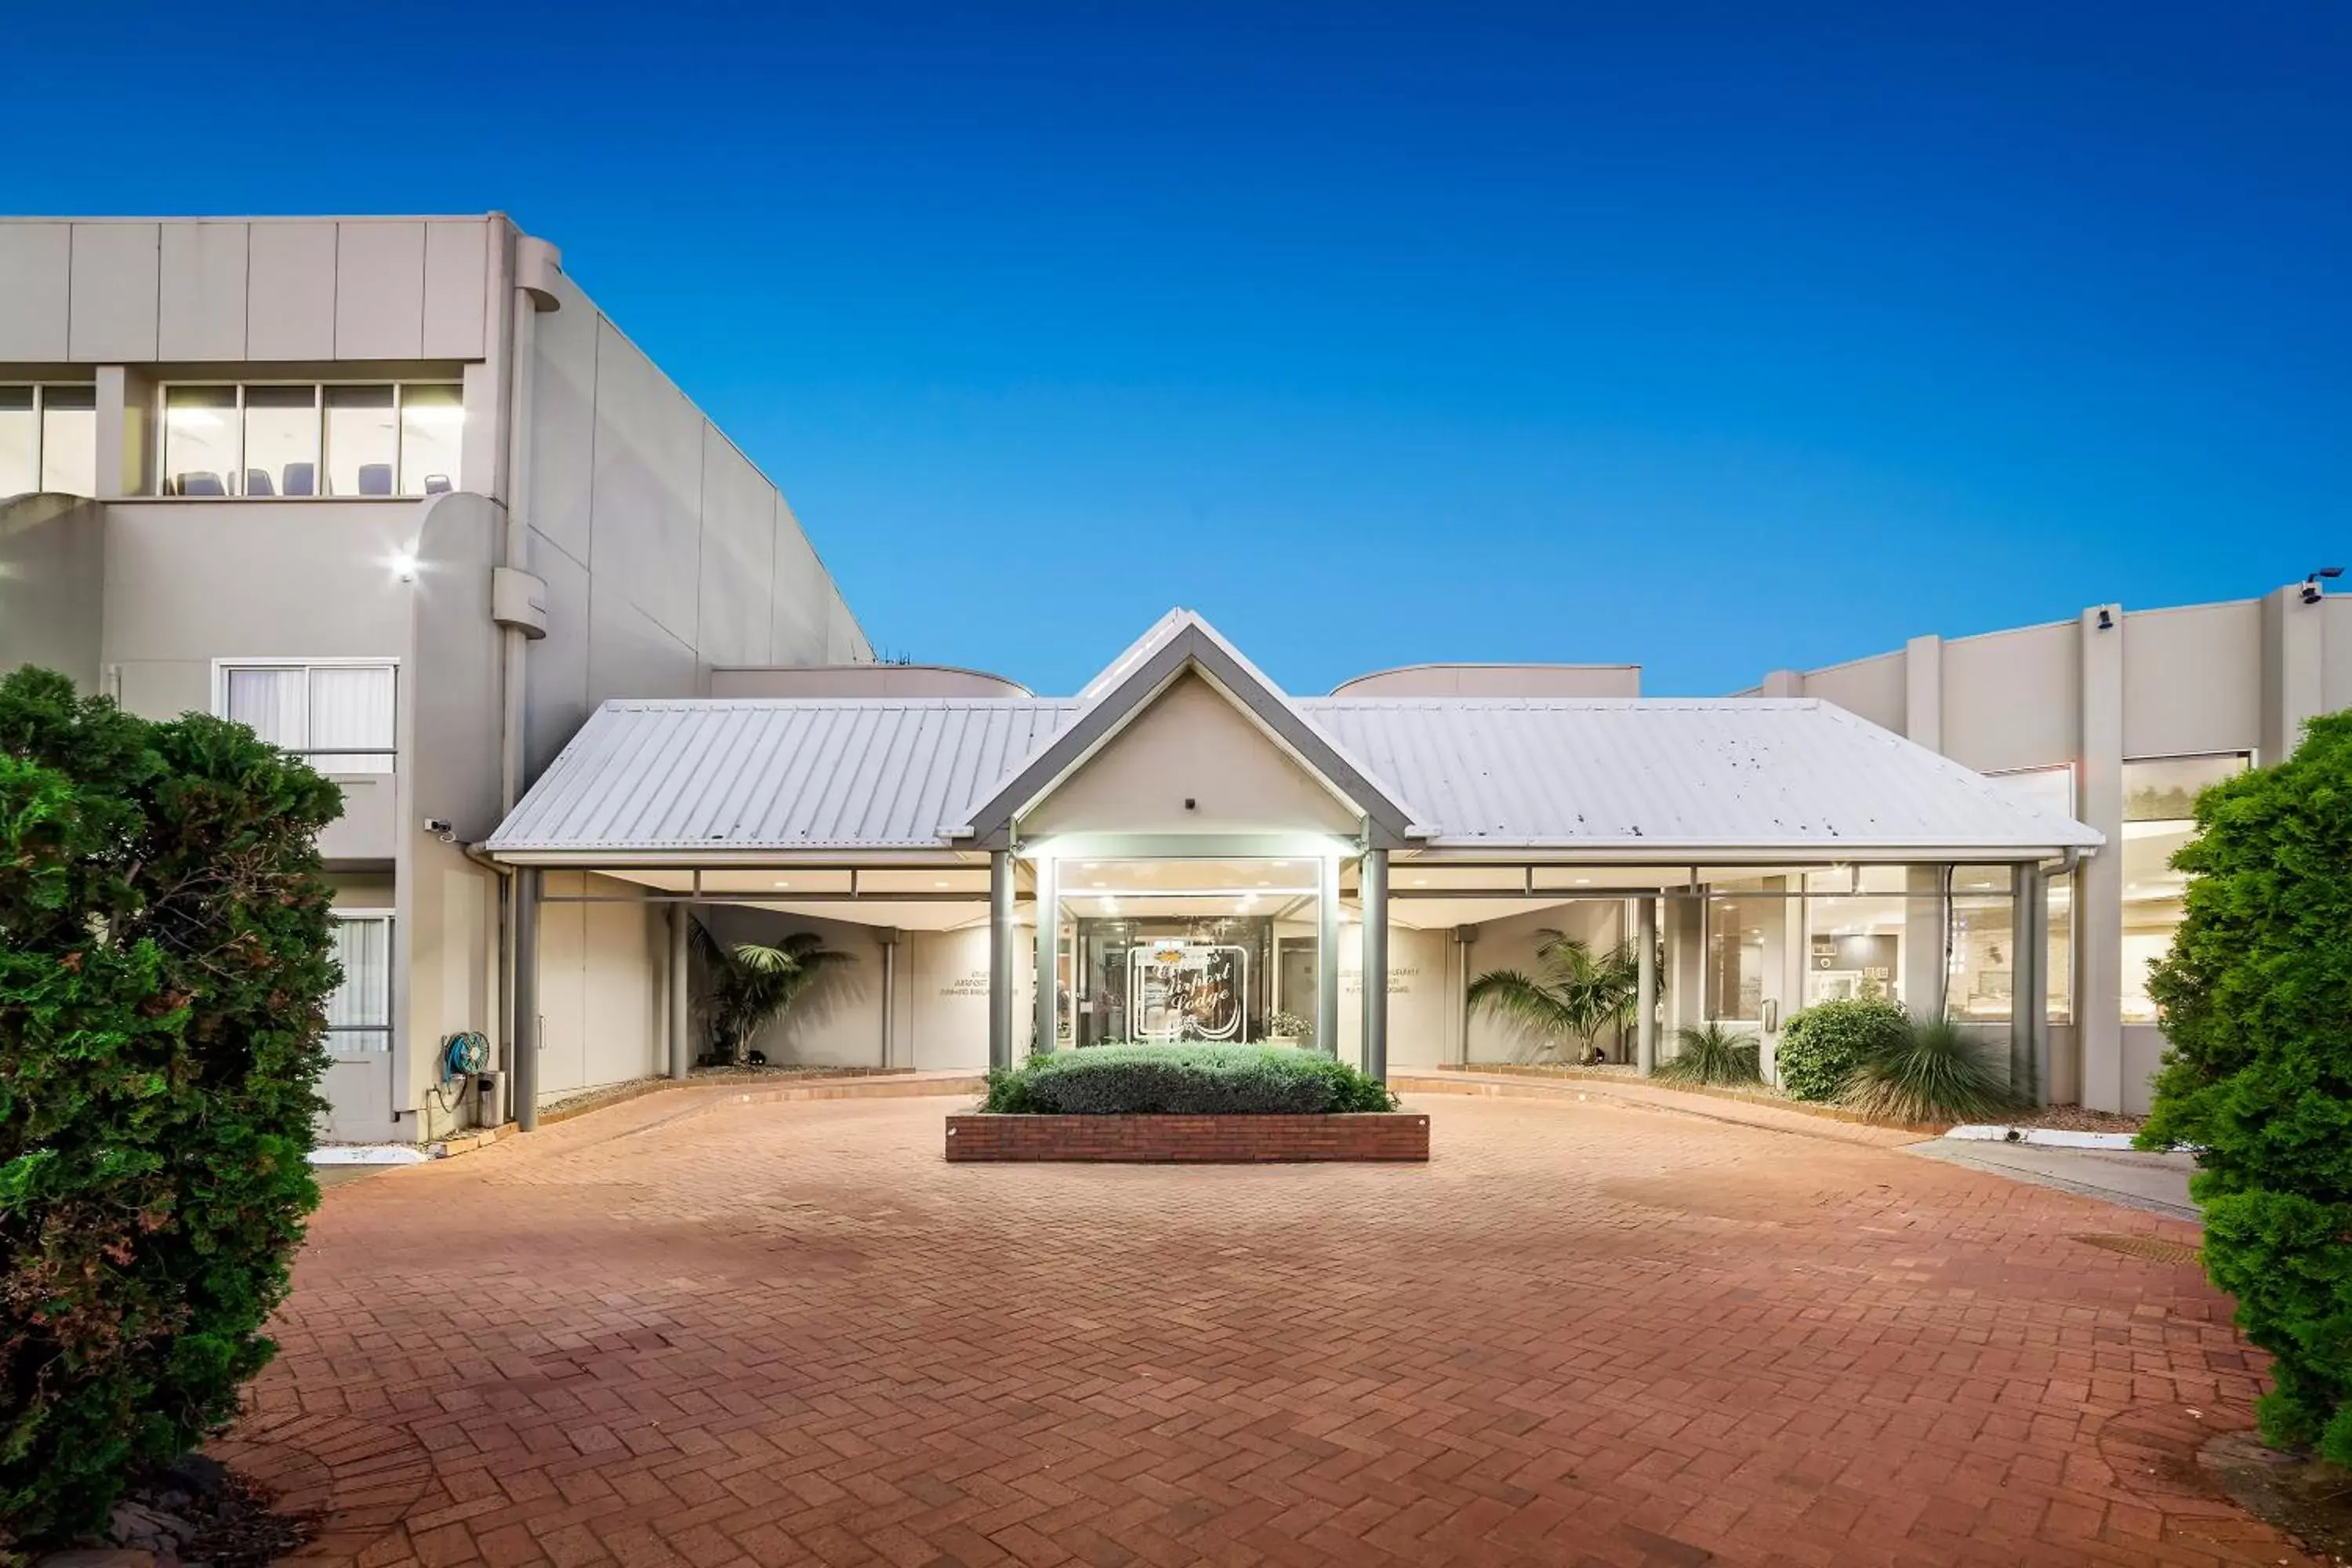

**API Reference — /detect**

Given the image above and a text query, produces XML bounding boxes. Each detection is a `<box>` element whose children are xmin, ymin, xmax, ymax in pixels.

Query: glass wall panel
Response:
<box><xmin>397</xmin><ymin>383</ymin><xmax>463</xmax><ymax>495</ymax></box>
<box><xmin>1801</xmin><ymin>891</ymin><xmax>1908</xmax><ymax>1006</ymax></box>
<box><xmin>37</xmin><ymin>385</ymin><xmax>95</xmax><ymax>495</ymax></box>
<box><xmin>325</xmin><ymin>385</ymin><xmax>397</xmax><ymax>495</ymax></box>
<box><xmin>241</xmin><ymin>385</ymin><xmax>318</xmax><ymax>498</ymax></box>
<box><xmin>1947</xmin><ymin>865</ymin><xmax>2016</xmax><ymax>1022</ymax></box>
<box><xmin>1986</xmin><ymin>766</ymin><xmax>2078</xmax><ymax>1024</ymax></box>
<box><xmin>2122</xmin><ymin>753</ymin><xmax>2248</xmax><ymax>1022</ymax></box>
<box><xmin>1058</xmin><ymin>858</ymin><xmax>1312</xmax><ymax>1048</ymax></box>
<box><xmin>1705</xmin><ymin>892</ymin><xmax>1784</xmax><ymax>1021</ymax></box>
<box><xmin>164</xmin><ymin>387</ymin><xmax>238</xmax><ymax>495</ymax></box>
<box><xmin>0</xmin><ymin>387</ymin><xmax>33</xmax><ymax>495</ymax></box>
<box><xmin>2048</xmin><ymin>875</ymin><xmax>2074</xmax><ymax>1023</ymax></box>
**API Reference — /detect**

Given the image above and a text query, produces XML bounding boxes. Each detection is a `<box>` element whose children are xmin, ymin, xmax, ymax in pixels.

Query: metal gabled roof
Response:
<box><xmin>484</xmin><ymin>699</ymin><xmax>1079</xmax><ymax>854</ymax></box>
<box><xmin>485</xmin><ymin>608</ymin><xmax>2102</xmax><ymax>864</ymax></box>
<box><xmin>956</xmin><ymin>608</ymin><xmax>1421</xmax><ymax>849</ymax></box>
<box><xmin>1294</xmin><ymin>696</ymin><xmax>2102</xmax><ymax>854</ymax></box>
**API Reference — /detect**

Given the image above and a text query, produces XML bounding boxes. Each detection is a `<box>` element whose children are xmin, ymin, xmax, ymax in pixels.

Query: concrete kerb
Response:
<box><xmin>314</xmin><ymin>1070</ymin><xmax>988</xmax><ymax>1167</ymax></box>
<box><xmin>1392</xmin><ymin>1069</ymin><xmax>1936</xmax><ymax>1146</ymax></box>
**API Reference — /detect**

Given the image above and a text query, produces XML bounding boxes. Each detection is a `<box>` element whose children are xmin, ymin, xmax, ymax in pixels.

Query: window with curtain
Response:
<box><xmin>326</xmin><ymin>914</ymin><xmax>393</xmax><ymax>1054</ymax></box>
<box><xmin>220</xmin><ymin>662</ymin><xmax>396</xmax><ymax>773</ymax></box>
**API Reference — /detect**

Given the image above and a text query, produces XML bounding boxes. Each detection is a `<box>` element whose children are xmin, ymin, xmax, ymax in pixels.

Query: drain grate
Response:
<box><xmin>2073</xmin><ymin>1232</ymin><xmax>2202</xmax><ymax>1265</ymax></box>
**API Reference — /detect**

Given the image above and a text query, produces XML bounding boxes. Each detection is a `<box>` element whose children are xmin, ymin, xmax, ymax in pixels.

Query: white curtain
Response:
<box><xmin>328</xmin><ymin>916</ymin><xmax>392</xmax><ymax>1053</ymax></box>
<box><xmin>307</xmin><ymin>666</ymin><xmax>395</xmax><ymax>772</ymax></box>
<box><xmin>225</xmin><ymin>666</ymin><xmax>306</xmax><ymax>750</ymax></box>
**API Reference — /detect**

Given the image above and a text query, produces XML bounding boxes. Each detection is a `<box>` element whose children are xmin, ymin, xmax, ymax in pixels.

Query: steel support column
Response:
<box><xmin>512</xmin><ymin>866</ymin><xmax>542</xmax><ymax>1131</ymax></box>
<box><xmin>1361</xmin><ymin>848</ymin><xmax>1390</xmax><ymax>1082</ymax></box>
<box><xmin>1635</xmin><ymin>895</ymin><xmax>1659</xmax><ymax>1076</ymax></box>
<box><xmin>989</xmin><ymin>851</ymin><xmax>1015</xmax><ymax>1071</ymax></box>
<box><xmin>1033</xmin><ymin>854</ymin><xmax>1059</xmax><ymax>1054</ymax></box>
<box><xmin>1316</xmin><ymin>854</ymin><xmax>1341</xmax><ymax>1058</ymax></box>
<box><xmin>667</xmin><ymin>902</ymin><xmax>690</xmax><ymax>1080</ymax></box>
<box><xmin>2013</xmin><ymin>863</ymin><xmax>2048</xmax><ymax>1105</ymax></box>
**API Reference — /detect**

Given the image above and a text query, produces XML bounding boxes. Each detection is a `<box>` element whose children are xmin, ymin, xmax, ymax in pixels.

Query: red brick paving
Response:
<box><xmin>215</xmin><ymin>1091</ymin><xmax>2318</xmax><ymax>1566</ymax></box>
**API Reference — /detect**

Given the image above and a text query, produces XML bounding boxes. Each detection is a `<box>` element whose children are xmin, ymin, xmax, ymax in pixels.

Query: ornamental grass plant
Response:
<box><xmin>1652</xmin><ymin>1022</ymin><xmax>1762</xmax><ymax>1087</ymax></box>
<box><xmin>1835</xmin><ymin>1014</ymin><xmax>2022</xmax><ymax>1125</ymax></box>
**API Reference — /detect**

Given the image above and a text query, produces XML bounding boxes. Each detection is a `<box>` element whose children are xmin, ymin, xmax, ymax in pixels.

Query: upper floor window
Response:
<box><xmin>0</xmin><ymin>383</ymin><xmax>98</xmax><ymax>498</ymax></box>
<box><xmin>162</xmin><ymin>383</ymin><xmax>462</xmax><ymax>499</ymax></box>
<box><xmin>216</xmin><ymin>659</ymin><xmax>397</xmax><ymax>773</ymax></box>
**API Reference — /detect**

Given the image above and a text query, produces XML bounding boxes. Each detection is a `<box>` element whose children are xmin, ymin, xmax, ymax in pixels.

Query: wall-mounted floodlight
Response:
<box><xmin>2096</xmin><ymin>608</ymin><xmax>2114</xmax><ymax>630</ymax></box>
<box><xmin>2303</xmin><ymin>567</ymin><xmax>2344</xmax><ymax>604</ymax></box>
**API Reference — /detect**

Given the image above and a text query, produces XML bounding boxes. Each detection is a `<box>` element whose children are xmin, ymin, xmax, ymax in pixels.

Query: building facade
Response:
<box><xmin>6</xmin><ymin>216</ymin><xmax>2342</xmax><ymax>1133</ymax></box>
<box><xmin>0</xmin><ymin>213</ymin><xmax>870</xmax><ymax>1141</ymax></box>
<box><xmin>485</xmin><ymin>612</ymin><xmax>2100</xmax><ymax>1124</ymax></box>
<box><xmin>487</xmin><ymin>595</ymin><xmax>2350</xmax><ymax>1123</ymax></box>
<box><xmin>1731</xmin><ymin>587</ymin><xmax>2352</xmax><ymax>1112</ymax></box>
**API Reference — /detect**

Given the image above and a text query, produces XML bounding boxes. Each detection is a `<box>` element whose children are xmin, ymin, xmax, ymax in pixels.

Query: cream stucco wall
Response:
<box><xmin>1023</xmin><ymin>673</ymin><xmax>1360</xmax><ymax>837</ymax></box>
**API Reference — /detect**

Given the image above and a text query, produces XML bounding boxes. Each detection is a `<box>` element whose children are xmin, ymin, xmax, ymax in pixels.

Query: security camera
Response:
<box><xmin>423</xmin><ymin>818</ymin><xmax>456</xmax><ymax>842</ymax></box>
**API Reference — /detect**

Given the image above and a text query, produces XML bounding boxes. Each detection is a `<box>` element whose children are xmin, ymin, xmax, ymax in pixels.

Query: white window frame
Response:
<box><xmin>326</xmin><ymin>909</ymin><xmax>394</xmax><ymax>1058</ymax></box>
<box><xmin>156</xmin><ymin>379</ymin><xmax>464</xmax><ymax>499</ymax></box>
<box><xmin>210</xmin><ymin>656</ymin><xmax>400</xmax><ymax>773</ymax></box>
<box><xmin>0</xmin><ymin>382</ymin><xmax>100</xmax><ymax>497</ymax></box>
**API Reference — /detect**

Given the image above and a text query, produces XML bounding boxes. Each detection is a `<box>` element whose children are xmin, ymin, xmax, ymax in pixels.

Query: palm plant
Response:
<box><xmin>691</xmin><ymin>920</ymin><xmax>854</xmax><ymax>1066</ymax></box>
<box><xmin>1468</xmin><ymin>931</ymin><xmax>1643</xmax><ymax>1064</ymax></box>
<box><xmin>1653</xmin><ymin>1022</ymin><xmax>1762</xmax><ymax>1086</ymax></box>
<box><xmin>1838</xmin><ymin>1014</ymin><xmax>2021</xmax><ymax>1125</ymax></box>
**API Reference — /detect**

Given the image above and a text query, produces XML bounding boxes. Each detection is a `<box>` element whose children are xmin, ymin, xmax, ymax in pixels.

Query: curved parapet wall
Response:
<box><xmin>1330</xmin><ymin>662</ymin><xmax>1641</xmax><ymax>699</ymax></box>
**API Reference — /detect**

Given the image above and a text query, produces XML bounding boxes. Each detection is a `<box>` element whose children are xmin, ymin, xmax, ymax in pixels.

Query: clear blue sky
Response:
<box><xmin>20</xmin><ymin>2</ymin><xmax>2347</xmax><ymax>694</ymax></box>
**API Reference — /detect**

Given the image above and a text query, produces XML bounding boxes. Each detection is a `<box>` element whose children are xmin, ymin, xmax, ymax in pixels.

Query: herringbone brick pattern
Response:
<box><xmin>214</xmin><ymin>1092</ymin><xmax>2318</xmax><ymax>1566</ymax></box>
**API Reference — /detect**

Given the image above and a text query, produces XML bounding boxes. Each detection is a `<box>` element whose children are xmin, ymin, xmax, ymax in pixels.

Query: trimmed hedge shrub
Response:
<box><xmin>2140</xmin><ymin>712</ymin><xmax>2352</xmax><ymax>1465</ymax></box>
<box><xmin>1776</xmin><ymin>997</ymin><xmax>1908</xmax><ymax>1102</ymax></box>
<box><xmin>1</xmin><ymin>669</ymin><xmax>341</xmax><ymax>1548</ymax></box>
<box><xmin>981</xmin><ymin>1044</ymin><xmax>1398</xmax><ymax>1116</ymax></box>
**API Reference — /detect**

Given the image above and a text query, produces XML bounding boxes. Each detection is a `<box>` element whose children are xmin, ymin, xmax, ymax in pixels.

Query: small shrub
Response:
<box><xmin>0</xmin><ymin>669</ymin><xmax>341</xmax><ymax>1549</ymax></box>
<box><xmin>1653</xmin><ymin>1022</ymin><xmax>1762</xmax><ymax>1086</ymax></box>
<box><xmin>980</xmin><ymin>1044</ymin><xmax>1398</xmax><ymax>1116</ymax></box>
<box><xmin>1838</xmin><ymin>1015</ymin><xmax>2021</xmax><ymax>1125</ymax></box>
<box><xmin>1777</xmin><ymin>997</ymin><xmax>1908</xmax><ymax>1101</ymax></box>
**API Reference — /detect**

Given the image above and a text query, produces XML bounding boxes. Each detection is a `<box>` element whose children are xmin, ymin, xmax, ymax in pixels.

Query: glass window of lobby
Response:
<box><xmin>162</xmin><ymin>382</ymin><xmax>462</xmax><ymax>498</ymax></box>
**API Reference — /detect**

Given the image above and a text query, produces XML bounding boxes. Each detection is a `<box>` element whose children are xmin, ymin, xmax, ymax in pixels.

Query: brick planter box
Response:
<box><xmin>945</xmin><ymin>1112</ymin><xmax>1430</xmax><ymax>1163</ymax></box>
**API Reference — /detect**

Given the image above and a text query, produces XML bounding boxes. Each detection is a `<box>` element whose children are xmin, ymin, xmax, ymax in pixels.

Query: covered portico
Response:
<box><xmin>483</xmin><ymin>610</ymin><xmax>2102</xmax><ymax>1125</ymax></box>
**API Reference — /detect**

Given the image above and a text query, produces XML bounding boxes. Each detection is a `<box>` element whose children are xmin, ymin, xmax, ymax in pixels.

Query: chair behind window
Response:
<box><xmin>358</xmin><ymin>463</ymin><xmax>393</xmax><ymax>496</ymax></box>
<box><xmin>176</xmin><ymin>471</ymin><xmax>225</xmax><ymax>496</ymax></box>
<box><xmin>245</xmin><ymin>468</ymin><xmax>274</xmax><ymax>497</ymax></box>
